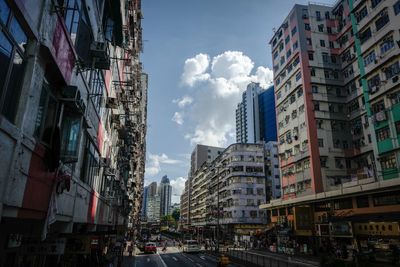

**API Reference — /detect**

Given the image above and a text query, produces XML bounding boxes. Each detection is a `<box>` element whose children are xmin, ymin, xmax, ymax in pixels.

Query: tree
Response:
<box><xmin>172</xmin><ymin>208</ymin><xmax>180</xmax><ymax>222</ymax></box>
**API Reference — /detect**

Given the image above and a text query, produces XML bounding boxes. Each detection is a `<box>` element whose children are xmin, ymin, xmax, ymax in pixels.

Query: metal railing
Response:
<box><xmin>225</xmin><ymin>248</ymin><xmax>319</xmax><ymax>267</ymax></box>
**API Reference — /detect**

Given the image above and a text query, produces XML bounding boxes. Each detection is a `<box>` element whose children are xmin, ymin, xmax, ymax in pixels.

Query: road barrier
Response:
<box><xmin>226</xmin><ymin>248</ymin><xmax>319</xmax><ymax>267</ymax></box>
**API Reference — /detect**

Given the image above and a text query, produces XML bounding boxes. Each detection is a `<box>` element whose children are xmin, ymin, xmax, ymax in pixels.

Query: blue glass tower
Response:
<box><xmin>258</xmin><ymin>85</ymin><xmax>277</xmax><ymax>142</ymax></box>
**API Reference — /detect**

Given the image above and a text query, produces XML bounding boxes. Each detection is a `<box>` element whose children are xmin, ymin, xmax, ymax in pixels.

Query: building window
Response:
<box><xmin>373</xmin><ymin>192</ymin><xmax>400</xmax><ymax>206</ymax></box>
<box><xmin>0</xmin><ymin>2</ymin><xmax>28</xmax><ymax>123</ymax></box>
<box><xmin>311</xmin><ymin>68</ymin><xmax>315</xmax><ymax>76</ymax></box>
<box><xmin>384</xmin><ymin>61</ymin><xmax>400</xmax><ymax>80</ymax></box>
<box><xmin>320</xmin><ymin>40</ymin><xmax>325</xmax><ymax>47</ymax></box>
<box><xmin>308</xmin><ymin>52</ymin><xmax>314</xmax><ymax>61</ymax></box>
<box><xmin>291</xmin><ymin>26</ymin><xmax>297</xmax><ymax>36</ymax></box>
<box><xmin>359</xmin><ymin>28</ymin><xmax>372</xmax><ymax>44</ymax></box>
<box><xmin>334</xmin><ymin>198</ymin><xmax>353</xmax><ymax>210</ymax></box>
<box><xmin>324</xmin><ymin>70</ymin><xmax>330</xmax><ymax>79</ymax></box>
<box><xmin>318</xmin><ymin>24</ymin><xmax>324</xmax><ymax>32</ymax></box>
<box><xmin>376</xmin><ymin>127</ymin><xmax>390</xmax><ymax>141</ymax></box>
<box><xmin>380</xmin><ymin>36</ymin><xmax>395</xmax><ymax>54</ymax></box>
<box><xmin>322</xmin><ymin>52</ymin><xmax>329</xmax><ymax>62</ymax></box>
<box><xmin>305</xmin><ymin>23</ymin><xmax>310</xmax><ymax>31</ymax></box>
<box><xmin>293</xmin><ymin>41</ymin><xmax>298</xmax><ymax>50</ymax></box>
<box><xmin>34</xmin><ymin>82</ymin><xmax>60</xmax><ymax>145</ymax></box>
<box><xmin>325</xmin><ymin>11</ymin><xmax>330</xmax><ymax>19</ymax></box>
<box><xmin>329</xmin><ymin>41</ymin><xmax>334</xmax><ymax>48</ymax></box>
<box><xmin>395</xmin><ymin>1</ymin><xmax>400</xmax><ymax>15</ymax></box>
<box><xmin>395</xmin><ymin>121</ymin><xmax>400</xmax><ymax>135</ymax></box>
<box><xmin>327</xmin><ymin>27</ymin><xmax>332</xmax><ymax>34</ymax></box>
<box><xmin>314</xmin><ymin>101</ymin><xmax>320</xmax><ymax>111</ymax></box>
<box><xmin>356</xmin><ymin>196</ymin><xmax>369</xmax><ymax>208</ymax></box>
<box><xmin>60</xmin><ymin>0</ymin><xmax>82</xmax><ymax>43</ymax></box>
<box><xmin>363</xmin><ymin>50</ymin><xmax>376</xmax><ymax>66</ymax></box>
<box><xmin>318</xmin><ymin>138</ymin><xmax>324</xmax><ymax>147</ymax></box>
<box><xmin>356</xmin><ymin>6</ymin><xmax>368</xmax><ymax>23</ymax></box>
<box><xmin>307</xmin><ymin>38</ymin><xmax>312</xmax><ymax>45</ymax></box>
<box><xmin>371</xmin><ymin>0</ymin><xmax>382</xmax><ymax>8</ymax></box>
<box><xmin>375</xmin><ymin>10</ymin><xmax>389</xmax><ymax>31</ymax></box>
<box><xmin>81</xmin><ymin>135</ymin><xmax>100</xmax><ymax>187</ymax></box>
<box><xmin>316</xmin><ymin>11</ymin><xmax>321</xmax><ymax>20</ymax></box>
<box><xmin>320</xmin><ymin>156</ymin><xmax>327</xmax><ymax>167</ymax></box>
<box><xmin>285</xmin><ymin>35</ymin><xmax>290</xmax><ymax>44</ymax></box>
<box><xmin>296</xmin><ymin>72</ymin><xmax>301</xmax><ymax>81</ymax></box>
<box><xmin>312</xmin><ymin>85</ymin><xmax>318</xmax><ymax>93</ymax></box>
<box><xmin>380</xmin><ymin>153</ymin><xmax>397</xmax><ymax>170</ymax></box>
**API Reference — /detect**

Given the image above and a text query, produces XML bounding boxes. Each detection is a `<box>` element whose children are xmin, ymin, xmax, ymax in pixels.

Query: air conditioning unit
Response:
<box><xmin>90</xmin><ymin>41</ymin><xmax>108</xmax><ymax>58</ymax></box>
<box><xmin>60</xmin><ymin>85</ymin><xmax>86</xmax><ymax>114</ymax></box>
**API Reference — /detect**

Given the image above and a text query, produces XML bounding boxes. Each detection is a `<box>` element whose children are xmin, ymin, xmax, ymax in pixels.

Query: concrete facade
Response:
<box><xmin>0</xmin><ymin>0</ymin><xmax>146</xmax><ymax>266</ymax></box>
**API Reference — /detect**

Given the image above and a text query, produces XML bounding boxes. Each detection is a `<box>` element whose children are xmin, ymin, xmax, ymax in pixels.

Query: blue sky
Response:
<box><xmin>142</xmin><ymin>0</ymin><xmax>333</xmax><ymax>203</ymax></box>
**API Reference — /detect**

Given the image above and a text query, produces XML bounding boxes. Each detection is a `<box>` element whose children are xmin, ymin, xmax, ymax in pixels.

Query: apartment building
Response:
<box><xmin>180</xmin><ymin>179</ymin><xmax>190</xmax><ymax>230</ymax></box>
<box><xmin>0</xmin><ymin>0</ymin><xmax>146</xmax><ymax>266</ymax></box>
<box><xmin>261</xmin><ymin>0</ymin><xmax>400</xmax><ymax>259</ymax></box>
<box><xmin>264</xmin><ymin>141</ymin><xmax>281</xmax><ymax>200</ymax></box>
<box><xmin>206</xmin><ymin>143</ymin><xmax>268</xmax><ymax>242</ymax></box>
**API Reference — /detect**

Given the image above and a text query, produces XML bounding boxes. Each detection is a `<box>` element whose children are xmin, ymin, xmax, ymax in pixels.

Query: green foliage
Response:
<box><xmin>172</xmin><ymin>208</ymin><xmax>180</xmax><ymax>222</ymax></box>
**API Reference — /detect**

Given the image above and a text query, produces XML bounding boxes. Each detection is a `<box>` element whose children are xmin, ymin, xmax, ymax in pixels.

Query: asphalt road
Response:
<box><xmin>129</xmin><ymin>246</ymin><xmax>240</xmax><ymax>267</ymax></box>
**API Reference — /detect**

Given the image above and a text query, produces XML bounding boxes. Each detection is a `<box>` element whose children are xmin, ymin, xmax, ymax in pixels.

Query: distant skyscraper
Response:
<box><xmin>141</xmin><ymin>186</ymin><xmax>148</xmax><ymax>219</ymax></box>
<box><xmin>147</xmin><ymin>181</ymin><xmax>157</xmax><ymax>196</ymax></box>
<box><xmin>236</xmin><ymin>82</ymin><xmax>262</xmax><ymax>143</ymax></box>
<box><xmin>258</xmin><ymin>86</ymin><xmax>277</xmax><ymax>142</ymax></box>
<box><xmin>159</xmin><ymin>175</ymin><xmax>172</xmax><ymax>217</ymax></box>
<box><xmin>236</xmin><ymin>83</ymin><xmax>277</xmax><ymax>144</ymax></box>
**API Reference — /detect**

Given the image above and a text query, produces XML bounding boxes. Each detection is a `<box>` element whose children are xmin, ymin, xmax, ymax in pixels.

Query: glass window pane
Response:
<box><xmin>61</xmin><ymin>114</ymin><xmax>81</xmax><ymax>159</ymax></box>
<box><xmin>10</xmin><ymin>17</ymin><xmax>27</xmax><ymax>51</ymax></box>
<box><xmin>2</xmin><ymin>51</ymin><xmax>24</xmax><ymax>122</ymax></box>
<box><xmin>0</xmin><ymin>31</ymin><xmax>12</xmax><ymax>96</ymax></box>
<box><xmin>0</xmin><ymin>0</ymin><xmax>10</xmax><ymax>24</ymax></box>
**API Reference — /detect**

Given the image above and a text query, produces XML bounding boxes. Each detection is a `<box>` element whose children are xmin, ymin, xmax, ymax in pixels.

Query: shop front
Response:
<box><xmin>354</xmin><ymin>221</ymin><xmax>400</xmax><ymax>264</ymax></box>
<box><xmin>329</xmin><ymin>221</ymin><xmax>354</xmax><ymax>259</ymax></box>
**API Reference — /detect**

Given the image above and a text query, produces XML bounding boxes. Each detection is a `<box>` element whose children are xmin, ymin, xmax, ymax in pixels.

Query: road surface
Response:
<box><xmin>125</xmin><ymin>246</ymin><xmax>240</xmax><ymax>267</ymax></box>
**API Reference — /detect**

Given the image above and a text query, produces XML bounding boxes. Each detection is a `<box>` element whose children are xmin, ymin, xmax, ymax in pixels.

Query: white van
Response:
<box><xmin>183</xmin><ymin>240</ymin><xmax>200</xmax><ymax>253</ymax></box>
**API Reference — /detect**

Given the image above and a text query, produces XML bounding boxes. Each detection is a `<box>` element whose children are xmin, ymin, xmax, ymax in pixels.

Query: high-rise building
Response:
<box><xmin>261</xmin><ymin>0</ymin><xmax>400</xmax><ymax>259</ymax></box>
<box><xmin>236</xmin><ymin>83</ymin><xmax>277</xmax><ymax>143</ymax></box>
<box><xmin>159</xmin><ymin>175</ymin><xmax>172</xmax><ymax>217</ymax></box>
<box><xmin>259</xmin><ymin>87</ymin><xmax>278</xmax><ymax>142</ymax></box>
<box><xmin>141</xmin><ymin>186</ymin><xmax>149</xmax><ymax>220</ymax></box>
<box><xmin>180</xmin><ymin>179</ymin><xmax>191</xmax><ymax>229</ymax></box>
<box><xmin>190</xmin><ymin>144</ymin><xmax>225</xmax><ymax>176</ymax></box>
<box><xmin>146</xmin><ymin>194</ymin><xmax>161</xmax><ymax>222</ymax></box>
<box><xmin>264</xmin><ymin>141</ymin><xmax>281</xmax><ymax>200</ymax></box>
<box><xmin>148</xmin><ymin>181</ymin><xmax>158</xmax><ymax>196</ymax></box>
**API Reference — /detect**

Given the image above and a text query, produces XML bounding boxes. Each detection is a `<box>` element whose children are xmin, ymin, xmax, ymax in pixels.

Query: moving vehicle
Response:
<box><xmin>144</xmin><ymin>242</ymin><xmax>157</xmax><ymax>254</ymax></box>
<box><xmin>183</xmin><ymin>240</ymin><xmax>200</xmax><ymax>253</ymax></box>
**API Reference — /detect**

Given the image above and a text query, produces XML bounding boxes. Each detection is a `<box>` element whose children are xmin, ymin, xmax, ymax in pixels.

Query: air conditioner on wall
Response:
<box><xmin>60</xmin><ymin>86</ymin><xmax>86</xmax><ymax>114</ymax></box>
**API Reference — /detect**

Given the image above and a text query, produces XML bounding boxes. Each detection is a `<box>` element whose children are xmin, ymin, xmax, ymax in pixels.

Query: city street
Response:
<box><xmin>123</xmin><ymin>246</ymin><xmax>240</xmax><ymax>267</ymax></box>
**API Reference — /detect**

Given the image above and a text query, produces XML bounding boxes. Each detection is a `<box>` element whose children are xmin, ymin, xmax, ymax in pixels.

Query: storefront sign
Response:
<box><xmin>22</xmin><ymin>238</ymin><xmax>66</xmax><ymax>255</ymax></box>
<box><xmin>330</xmin><ymin>222</ymin><xmax>353</xmax><ymax>237</ymax></box>
<box><xmin>294</xmin><ymin>206</ymin><xmax>313</xmax><ymax>231</ymax></box>
<box><xmin>354</xmin><ymin>222</ymin><xmax>400</xmax><ymax>236</ymax></box>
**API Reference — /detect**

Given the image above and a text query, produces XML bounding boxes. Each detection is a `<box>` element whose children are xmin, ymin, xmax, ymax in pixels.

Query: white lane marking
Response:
<box><xmin>196</xmin><ymin>264</ymin><xmax>203</xmax><ymax>267</ymax></box>
<box><xmin>199</xmin><ymin>255</ymin><xmax>206</xmax><ymax>260</ymax></box>
<box><xmin>172</xmin><ymin>256</ymin><xmax>178</xmax><ymax>261</ymax></box>
<box><xmin>158</xmin><ymin>254</ymin><xmax>168</xmax><ymax>267</ymax></box>
<box><xmin>188</xmin><ymin>257</ymin><xmax>195</xmax><ymax>262</ymax></box>
<box><xmin>147</xmin><ymin>258</ymin><xmax>150</xmax><ymax>262</ymax></box>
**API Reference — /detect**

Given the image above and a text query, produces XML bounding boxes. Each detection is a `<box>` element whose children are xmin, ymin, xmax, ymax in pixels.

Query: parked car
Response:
<box><xmin>144</xmin><ymin>242</ymin><xmax>157</xmax><ymax>254</ymax></box>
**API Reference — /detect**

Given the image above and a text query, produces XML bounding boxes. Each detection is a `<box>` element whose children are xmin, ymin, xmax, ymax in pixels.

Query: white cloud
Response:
<box><xmin>181</xmin><ymin>53</ymin><xmax>210</xmax><ymax>86</ymax></box>
<box><xmin>178</xmin><ymin>51</ymin><xmax>273</xmax><ymax>147</ymax></box>
<box><xmin>211</xmin><ymin>51</ymin><xmax>254</xmax><ymax>80</ymax></box>
<box><xmin>173</xmin><ymin>95</ymin><xmax>193</xmax><ymax>108</ymax></box>
<box><xmin>172</xmin><ymin>112</ymin><xmax>184</xmax><ymax>125</ymax></box>
<box><xmin>170</xmin><ymin>176</ymin><xmax>187</xmax><ymax>197</ymax></box>
<box><xmin>145</xmin><ymin>153</ymin><xmax>181</xmax><ymax>177</ymax></box>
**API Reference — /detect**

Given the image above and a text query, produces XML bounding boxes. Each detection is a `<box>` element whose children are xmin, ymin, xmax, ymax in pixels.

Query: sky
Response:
<box><xmin>141</xmin><ymin>0</ymin><xmax>333</xmax><ymax>203</ymax></box>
